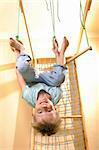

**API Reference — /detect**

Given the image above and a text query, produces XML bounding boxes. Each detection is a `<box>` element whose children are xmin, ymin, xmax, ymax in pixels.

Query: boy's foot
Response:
<box><xmin>52</xmin><ymin>37</ymin><xmax>59</xmax><ymax>55</ymax></box>
<box><xmin>9</xmin><ymin>38</ymin><xmax>25</xmax><ymax>53</ymax></box>
<box><xmin>60</xmin><ymin>36</ymin><xmax>69</xmax><ymax>55</ymax></box>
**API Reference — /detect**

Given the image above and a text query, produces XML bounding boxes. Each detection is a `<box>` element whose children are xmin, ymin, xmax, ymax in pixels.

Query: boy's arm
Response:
<box><xmin>16</xmin><ymin>69</ymin><xmax>26</xmax><ymax>91</ymax></box>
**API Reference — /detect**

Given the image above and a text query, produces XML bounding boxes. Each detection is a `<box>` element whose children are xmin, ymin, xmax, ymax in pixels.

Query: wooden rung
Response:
<box><xmin>36</xmin><ymin>58</ymin><xmax>56</xmax><ymax>64</ymax></box>
<box><xmin>66</xmin><ymin>46</ymin><xmax>92</xmax><ymax>65</ymax></box>
<box><xmin>61</xmin><ymin>115</ymin><xmax>82</xmax><ymax>118</ymax></box>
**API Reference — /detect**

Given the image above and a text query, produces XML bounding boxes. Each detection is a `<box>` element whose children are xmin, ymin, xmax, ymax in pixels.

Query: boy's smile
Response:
<box><xmin>35</xmin><ymin>92</ymin><xmax>57</xmax><ymax>122</ymax></box>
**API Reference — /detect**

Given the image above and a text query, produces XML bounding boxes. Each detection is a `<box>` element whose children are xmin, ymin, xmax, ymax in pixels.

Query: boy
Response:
<box><xmin>9</xmin><ymin>36</ymin><xmax>69</xmax><ymax>136</ymax></box>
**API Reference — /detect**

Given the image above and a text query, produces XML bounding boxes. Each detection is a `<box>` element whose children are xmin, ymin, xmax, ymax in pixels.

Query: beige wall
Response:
<box><xmin>0</xmin><ymin>40</ymin><xmax>32</xmax><ymax>150</ymax></box>
<box><xmin>76</xmin><ymin>37</ymin><xmax>99</xmax><ymax>150</ymax></box>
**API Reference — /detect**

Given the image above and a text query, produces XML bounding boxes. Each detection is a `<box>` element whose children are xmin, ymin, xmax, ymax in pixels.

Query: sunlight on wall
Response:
<box><xmin>76</xmin><ymin>50</ymin><xmax>97</xmax><ymax>116</ymax></box>
<box><xmin>76</xmin><ymin>37</ymin><xmax>99</xmax><ymax>150</ymax></box>
<box><xmin>0</xmin><ymin>69</ymin><xmax>19</xmax><ymax>149</ymax></box>
<box><xmin>0</xmin><ymin>40</ymin><xmax>15</xmax><ymax>65</ymax></box>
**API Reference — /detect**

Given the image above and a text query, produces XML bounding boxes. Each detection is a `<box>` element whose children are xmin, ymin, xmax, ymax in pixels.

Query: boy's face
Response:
<box><xmin>35</xmin><ymin>92</ymin><xmax>57</xmax><ymax>122</ymax></box>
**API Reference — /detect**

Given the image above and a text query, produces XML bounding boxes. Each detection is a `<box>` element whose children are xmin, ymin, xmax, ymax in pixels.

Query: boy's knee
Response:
<box><xmin>16</xmin><ymin>61</ymin><xmax>30</xmax><ymax>73</ymax></box>
<box><xmin>16</xmin><ymin>54</ymin><xmax>31</xmax><ymax>72</ymax></box>
<box><xmin>39</xmin><ymin>70</ymin><xmax>65</xmax><ymax>87</ymax></box>
<box><xmin>53</xmin><ymin>73</ymin><xmax>65</xmax><ymax>86</ymax></box>
<box><xmin>46</xmin><ymin>72</ymin><xmax>65</xmax><ymax>86</ymax></box>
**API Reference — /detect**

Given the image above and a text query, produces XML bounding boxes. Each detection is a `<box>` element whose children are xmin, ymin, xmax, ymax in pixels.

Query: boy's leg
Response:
<box><xmin>16</xmin><ymin>54</ymin><xmax>37</xmax><ymax>84</ymax></box>
<box><xmin>38</xmin><ymin>37</ymin><xmax>69</xmax><ymax>87</ymax></box>
<box><xmin>9</xmin><ymin>38</ymin><xmax>39</xmax><ymax>85</ymax></box>
<box><xmin>38</xmin><ymin>65</ymin><xmax>67</xmax><ymax>87</ymax></box>
<box><xmin>52</xmin><ymin>36</ymin><xmax>69</xmax><ymax>66</ymax></box>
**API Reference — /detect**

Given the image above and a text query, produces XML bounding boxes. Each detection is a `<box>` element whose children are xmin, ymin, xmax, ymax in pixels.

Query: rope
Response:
<box><xmin>49</xmin><ymin>0</ymin><xmax>56</xmax><ymax>38</ymax></box>
<box><xmin>44</xmin><ymin>0</ymin><xmax>60</xmax><ymax>39</ymax></box>
<box><xmin>56</xmin><ymin>0</ymin><xmax>60</xmax><ymax>22</ymax></box>
<box><xmin>20</xmin><ymin>0</ymin><xmax>34</xmax><ymax>65</ymax></box>
<box><xmin>16</xmin><ymin>0</ymin><xmax>20</xmax><ymax>40</ymax></box>
<box><xmin>80</xmin><ymin>0</ymin><xmax>89</xmax><ymax>46</ymax></box>
<box><xmin>44</xmin><ymin>0</ymin><xmax>49</xmax><ymax>10</ymax></box>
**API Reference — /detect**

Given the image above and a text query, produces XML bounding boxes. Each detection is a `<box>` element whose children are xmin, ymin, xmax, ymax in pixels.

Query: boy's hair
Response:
<box><xmin>32</xmin><ymin>112</ymin><xmax>61</xmax><ymax>136</ymax></box>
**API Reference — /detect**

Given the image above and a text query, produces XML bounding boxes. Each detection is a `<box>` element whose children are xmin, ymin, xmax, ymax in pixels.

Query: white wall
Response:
<box><xmin>76</xmin><ymin>37</ymin><xmax>99</xmax><ymax>150</ymax></box>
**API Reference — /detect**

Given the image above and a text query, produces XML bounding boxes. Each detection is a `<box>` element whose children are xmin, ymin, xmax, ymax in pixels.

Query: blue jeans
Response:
<box><xmin>16</xmin><ymin>54</ymin><xmax>67</xmax><ymax>87</ymax></box>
